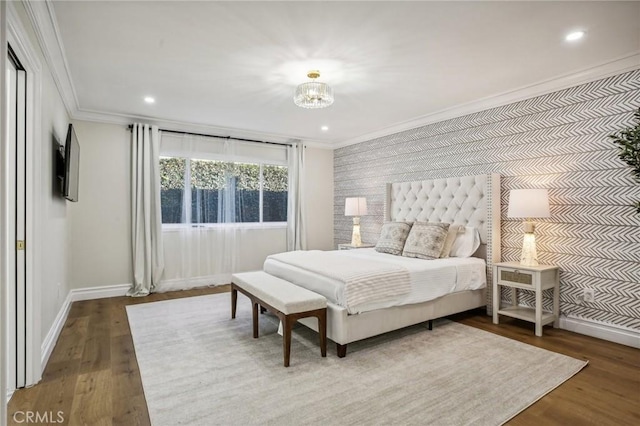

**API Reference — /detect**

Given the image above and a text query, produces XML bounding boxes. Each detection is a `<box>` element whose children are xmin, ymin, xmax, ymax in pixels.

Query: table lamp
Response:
<box><xmin>507</xmin><ymin>189</ymin><xmax>550</xmax><ymax>266</ymax></box>
<box><xmin>345</xmin><ymin>197</ymin><xmax>367</xmax><ymax>246</ymax></box>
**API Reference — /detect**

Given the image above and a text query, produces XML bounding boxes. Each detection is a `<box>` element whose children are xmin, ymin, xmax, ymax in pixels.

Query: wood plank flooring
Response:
<box><xmin>8</xmin><ymin>287</ymin><xmax>640</xmax><ymax>425</ymax></box>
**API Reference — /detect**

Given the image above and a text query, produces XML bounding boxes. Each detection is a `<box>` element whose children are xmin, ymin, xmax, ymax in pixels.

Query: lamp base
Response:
<box><xmin>351</xmin><ymin>216</ymin><xmax>362</xmax><ymax>247</ymax></box>
<box><xmin>520</xmin><ymin>232</ymin><xmax>539</xmax><ymax>266</ymax></box>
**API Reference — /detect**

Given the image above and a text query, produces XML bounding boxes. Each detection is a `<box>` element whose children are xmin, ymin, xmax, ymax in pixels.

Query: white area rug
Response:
<box><xmin>127</xmin><ymin>293</ymin><xmax>587</xmax><ymax>426</ymax></box>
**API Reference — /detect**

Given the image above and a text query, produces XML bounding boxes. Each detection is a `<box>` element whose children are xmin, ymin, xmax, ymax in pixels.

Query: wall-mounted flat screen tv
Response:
<box><xmin>60</xmin><ymin>123</ymin><xmax>80</xmax><ymax>202</ymax></box>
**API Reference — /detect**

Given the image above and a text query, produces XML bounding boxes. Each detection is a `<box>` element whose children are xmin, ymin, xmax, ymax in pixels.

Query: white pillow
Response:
<box><xmin>439</xmin><ymin>224</ymin><xmax>461</xmax><ymax>258</ymax></box>
<box><xmin>449</xmin><ymin>226</ymin><xmax>481</xmax><ymax>257</ymax></box>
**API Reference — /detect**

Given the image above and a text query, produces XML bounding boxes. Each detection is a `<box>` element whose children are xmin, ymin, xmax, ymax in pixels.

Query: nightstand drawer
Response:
<box><xmin>497</xmin><ymin>266</ymin><xmax>533</xmax><ymax>287</ymax></box>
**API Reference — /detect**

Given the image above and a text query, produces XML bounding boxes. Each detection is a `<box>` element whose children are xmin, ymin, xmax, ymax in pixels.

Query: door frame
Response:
<box><xmin>1</xmin><ymin>0</ymin><xmax>9</xmax><ymax>415</ymax></box>
<box><xmin>5</xmin><ymin>3</ymin><xmax>43</xmax><ymax>389</ymax></box>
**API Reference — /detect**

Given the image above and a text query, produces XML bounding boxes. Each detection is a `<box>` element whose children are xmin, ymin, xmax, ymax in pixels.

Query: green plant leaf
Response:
<box><xmin>610</xmin><ymin>107</ymin><xmax>640</xmax><ymax>213</ymax></box>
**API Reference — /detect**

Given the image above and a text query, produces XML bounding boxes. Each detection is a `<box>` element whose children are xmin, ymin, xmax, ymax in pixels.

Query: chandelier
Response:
<box><xmin>294</xmin><ymin>70</ymin><xmax>334</xmax><ymax>109</ymax></box>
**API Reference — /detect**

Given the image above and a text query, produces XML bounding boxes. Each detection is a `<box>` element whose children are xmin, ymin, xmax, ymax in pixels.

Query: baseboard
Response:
<box><xmin>70</xmin><ymin>283</ymin><xmax>130</xmax><ymax>302</ymax></box>
<box><xmin>40</xmin><ymin>290</ymin><xmax>73</xmax><ymax>369</ymax></box>
<box><xmin>7</xmin><ymin>388</ymin><xmax>14</xmax><ymax>403</ymax></box>
<box><xmin>40</xmin><ymin>280</ymin><xmax>224</xmax><ymax>370</ymax></box>
<box><xmin>40</xmin><ymin>283</ymin><xmax>131</xmax><ymax>369</ymax></box>
<box><xmin>560</xmin><ymin>316</ymin><xmax>640</xmax><ymax>349</ymax></box>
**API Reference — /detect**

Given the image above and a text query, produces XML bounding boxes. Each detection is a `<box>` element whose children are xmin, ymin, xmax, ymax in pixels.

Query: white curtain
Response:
<box><xmin>129</xmin><ymin>123</ymin><xmax>165</xmax><ymax>296</ymax></box>
<box><xmin>159</xmin><ymin>133</ymin><xmax>288</xmax><ymax>289</ymax></box>
<box><xmin>287</xmin><ymin>141</ymin><xmax>306</xmax><ymax>251</ymax></box>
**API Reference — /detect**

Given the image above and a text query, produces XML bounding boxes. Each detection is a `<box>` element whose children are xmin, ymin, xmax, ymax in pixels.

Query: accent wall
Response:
<box><xmin>334</xmin><ymin>69</ymin><xmax>640</xmax><ymax>332</ymax></box>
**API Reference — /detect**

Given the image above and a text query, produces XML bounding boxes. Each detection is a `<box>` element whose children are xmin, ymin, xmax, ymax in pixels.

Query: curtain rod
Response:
<box><xmin>127</xmin><ymin>125</ymin><xmax>293</xmax><ymax>147</ymax></box>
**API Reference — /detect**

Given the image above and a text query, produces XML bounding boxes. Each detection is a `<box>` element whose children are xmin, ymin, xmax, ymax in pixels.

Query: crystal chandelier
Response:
<box><xmin>294</xmin><ymin>70</ymin><xmax>334</xmax><ymax>109</ymax></box>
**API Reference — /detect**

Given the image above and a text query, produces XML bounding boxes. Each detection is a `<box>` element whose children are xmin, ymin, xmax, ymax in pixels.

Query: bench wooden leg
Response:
<box><xmin>252</xmin><ymin>302</ymin><xmax>259</xmax><ymax>338</ymax></box>
<box><xmin>428</xmin><ymin>320</ymin><xmax>433</xmax><ymax>330</ymax></box>
<box><xmin>318</xmin><ymin>310</ymin><xmax>327</xmax><ymax>357</ymax></box>
<box><xmin>337</xmin><ymin>343</ymin><xmax>347</xmax><ymax>358</ymax></box>
<box><xmin>231</xmin><ymin>287</ymin><xmax>238</xmax><ymax>319</ymax></box>
<box><xmin>231</xmin><ymin>283</ymin><xmax>327</xmax><ymax>367</ymax></box>
<box><xmin>283</xmin><ymin>316</ymin><xmax>292</xmax><ymax>367</ymax></box>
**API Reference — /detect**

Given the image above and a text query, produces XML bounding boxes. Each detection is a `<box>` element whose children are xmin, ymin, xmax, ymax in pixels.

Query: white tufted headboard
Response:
<box><xmin>384</xmin><ymin>174</ymin><xmax>501</xmax><ymax>265</ymax></box>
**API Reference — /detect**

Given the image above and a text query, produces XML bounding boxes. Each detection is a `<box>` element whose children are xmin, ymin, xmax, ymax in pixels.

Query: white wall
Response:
<box><xmin>38</xmin><ymin>56</ymin><xmax>72</xmax><ymax>349</ymax></box>
<box><xmin>2</xmin><ymin>5</ymin><xmax>335</xmax><ymax>386</ymax></box>
<box><xmin>304</xmin><ymin>147</ymin><xmax>334</xmax><ymax>250</ymax></box>
<box><xmin>67</xmin><ymin>123</ymin><xmax>335</xmax><ymax>290</ymax></box>
<box><xmin>10</xmin><ymin>1</ymin><xmax>70</xmax><ymax>358</ymax></box>
<box><xmin>68</xmin><ymin>121</ymin><xmax>132</xmax><ymax>288</ymax></box>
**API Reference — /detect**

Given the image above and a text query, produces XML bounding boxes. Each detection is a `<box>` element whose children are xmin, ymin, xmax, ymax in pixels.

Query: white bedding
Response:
<box><xmin>265</xmin><ymin>250</ymin><xmax>411</xmax><ymax>311</ymax></box>
<box><xmin>264</xmin><ymin>248</ymin><xmax>486</xmax><ymax>314</ymax></box>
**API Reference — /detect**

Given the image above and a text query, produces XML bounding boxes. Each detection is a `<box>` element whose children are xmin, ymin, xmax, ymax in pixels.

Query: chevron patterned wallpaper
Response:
<box><xmin>334</xmin><ymin>69</ymin><xmax>640</xmax><ymax>331</ymax></box>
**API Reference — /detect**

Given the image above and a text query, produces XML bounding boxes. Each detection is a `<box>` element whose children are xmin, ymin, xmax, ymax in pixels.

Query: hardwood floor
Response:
<box><xmin>8</xmin><ymin>287</ymin><xmax>640</xmax><ymax>425</ymax></box>
<box><xmin>452</xmin><ymin>310</ymin><xmax>640</xmax><ymax>426</ymax></box>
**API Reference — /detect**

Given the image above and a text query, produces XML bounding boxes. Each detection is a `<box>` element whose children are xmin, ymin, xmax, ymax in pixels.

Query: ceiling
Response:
<box><xmin>49</xmin><ymin>1</ymin><xmax>640</xmax><ymax>146</ymax></box>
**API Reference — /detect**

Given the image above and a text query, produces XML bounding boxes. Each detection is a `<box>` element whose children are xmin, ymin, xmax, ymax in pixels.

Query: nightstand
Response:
<box><xmin>492</xmin><ymin>261</ymin><xmax>559</xmax><ymax>337</ymax></box>
<box><xmin>337</xmin><ymin>243</ymin><xmax>375</xmax><ymax>250</ymax></box>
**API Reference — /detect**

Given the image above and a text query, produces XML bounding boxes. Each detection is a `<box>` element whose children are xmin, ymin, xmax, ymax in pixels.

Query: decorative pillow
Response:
<box><xmin>439</xmin><ymin>224</ymin><xmax>461</xmax><ymax>258</ymax></box>
<box><xmin>449</xmin><ymin>226</ymin><xmax>481</xmax><ymax>258</ymax></box>
<box><xmin>402</xmin><ymin>222</ymin><xmax>450</xmax><ymax>260</ymax></box>
<box><xmin>375</xmin><ymin>222</ymin><xmax>412</xmax><ymax>255</ymax></box>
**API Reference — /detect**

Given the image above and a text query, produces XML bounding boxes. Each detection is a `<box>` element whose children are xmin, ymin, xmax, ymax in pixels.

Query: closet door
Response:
<box><xmin>6</xmin><ymin>44</ymin><xmax>28</xmax><ymax>389</ymax></box>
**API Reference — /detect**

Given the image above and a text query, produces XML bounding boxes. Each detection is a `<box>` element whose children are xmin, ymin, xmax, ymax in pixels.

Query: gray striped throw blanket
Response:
<box><xmin>266</xmin><ymin>250</ymin><xmax>411</xmax><ymax>313</ymax></box>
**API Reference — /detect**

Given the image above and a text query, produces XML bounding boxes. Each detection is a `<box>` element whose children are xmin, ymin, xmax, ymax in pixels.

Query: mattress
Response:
<box><xmin>264</xmin><ymin>248</ymin><xmax>486</xmax><ymax>314</ymax></box>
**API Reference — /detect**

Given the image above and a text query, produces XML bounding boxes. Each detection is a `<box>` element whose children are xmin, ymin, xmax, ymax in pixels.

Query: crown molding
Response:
<box><xmin>22</xmin><ymin>0</ymin><xmax>79</xmax><ymax>116</ymax></box>
<box><xmin>23</xmin><ymin>0</ymin><xmax>332</xmax><ymax>149</ymax></box>
<box><xmin>26</xmin><ymin>0</ymin><xmax>637</xmax><ymax>152</ymax></box>
<box><xmin>23</xmin><ymin>0</ymin><xmax>333</xmax><ymax>149</ymax></box>
<box><xmin>333</xmin><ymin>52</ymin><xmax>640</xmax><ymax>149</ymax></box>
<box><xmin>7</xmin><ymin>3</ymin><xmax>42</xmax><ymax>74</ymax></box>
<box><xmin>72</xmin><ymin>108</ymin><xmax>331</xmax><ymax>149</ymax></box>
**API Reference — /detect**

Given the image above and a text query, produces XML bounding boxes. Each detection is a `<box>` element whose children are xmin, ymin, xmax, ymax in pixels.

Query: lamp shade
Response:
<box><xmin>507</xmin><ymin>189</ymin><xmax>550</xmax><ymax>218</ymax></box>
<box><xmin>345</xmin><ymin>197</ymin><xmax>367</xmax><ymax>216</ymax></box>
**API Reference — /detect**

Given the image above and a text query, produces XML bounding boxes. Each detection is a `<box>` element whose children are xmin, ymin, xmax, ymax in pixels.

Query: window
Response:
<box><xmin>160</xmin><ymin>156</ymin><xmax>288</xmax><ymax>225</ymax></box>
<box><xmin>262</xmin><ymin>165</ymin><xmax>288</xmax><ymax>222</ymax></box>
<box><xmin>160</xmin><ymin>157</ymin><xmax>185</xmax><ymax>224</ymax></box>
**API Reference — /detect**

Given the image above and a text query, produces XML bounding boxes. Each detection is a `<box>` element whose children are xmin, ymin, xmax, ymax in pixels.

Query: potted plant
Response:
<box><xmin>609</xmin><ymin>107</ymin><xmax>640</xmax><ymax>213</ymax></box>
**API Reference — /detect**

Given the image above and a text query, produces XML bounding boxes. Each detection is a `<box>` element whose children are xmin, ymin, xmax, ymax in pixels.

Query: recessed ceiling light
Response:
<box><xmin>321</xmin><ymin>126</ymin><xmax>329</xmax><ymax>131</ymax></box>
<box><xmin>144</xmin><ymin>96</ymin><xmax>155</xmax><ymax>104</ymax></box>
<box><xmin>565</xmin><ymin>31</ymin><xmax>585</xmax><ymax>42</ymax></box>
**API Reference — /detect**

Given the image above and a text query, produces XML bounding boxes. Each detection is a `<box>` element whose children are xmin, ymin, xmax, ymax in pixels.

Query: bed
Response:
<box><xmin>265</xmin><ymin>174</ymin><xmax>501</xmax><ymax>357</ymax></box>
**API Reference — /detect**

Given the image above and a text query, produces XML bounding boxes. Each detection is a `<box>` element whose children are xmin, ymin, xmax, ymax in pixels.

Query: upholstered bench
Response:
<box><xmin>231</xmin><ymin>271</ymin><xmax>327</xmax><ymax>367</ymax></box>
